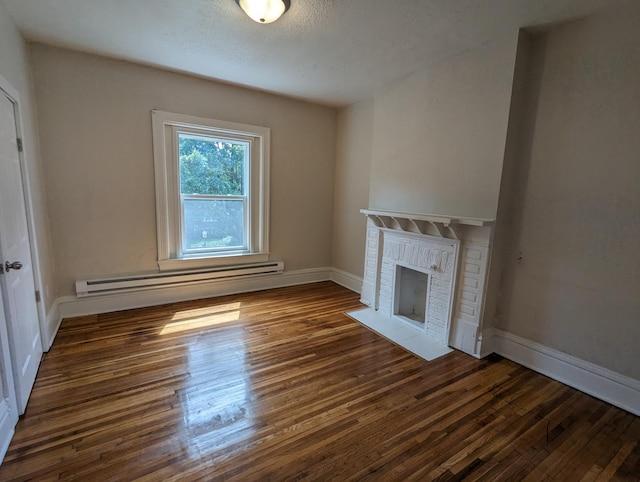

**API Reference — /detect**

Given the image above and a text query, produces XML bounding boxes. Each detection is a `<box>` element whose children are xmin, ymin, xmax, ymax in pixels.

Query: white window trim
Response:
<box><xmin>152</xmin><ymin>110</ymin><xmax>270</xmax><ymax>271</ymax></box>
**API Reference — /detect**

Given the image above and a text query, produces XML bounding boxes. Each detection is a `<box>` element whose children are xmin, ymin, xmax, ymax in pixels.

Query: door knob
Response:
<box><xmin>5</xmin><ymin>261</ymin><xmax>23</xmax><ymax>272</ymax></box>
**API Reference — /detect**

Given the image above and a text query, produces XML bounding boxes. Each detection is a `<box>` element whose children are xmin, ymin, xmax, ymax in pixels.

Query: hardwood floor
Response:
<box><xmin>1</xmin><ymin>282</ymin><xmax>638</xmax><ymax>481</ymax></box>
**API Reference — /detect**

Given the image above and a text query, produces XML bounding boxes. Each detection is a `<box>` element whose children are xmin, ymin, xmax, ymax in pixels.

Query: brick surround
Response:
<box><xmin>378</xmin><ymin>232</ymin><xmax>458</xmax><ymax>344</ymax></box>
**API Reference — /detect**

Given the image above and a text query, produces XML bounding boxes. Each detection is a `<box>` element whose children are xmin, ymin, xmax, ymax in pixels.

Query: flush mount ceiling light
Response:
<box><xmin>235</xmin><ymin>0</ymin><xmax>290</xmax><ymax>24</ymax></box>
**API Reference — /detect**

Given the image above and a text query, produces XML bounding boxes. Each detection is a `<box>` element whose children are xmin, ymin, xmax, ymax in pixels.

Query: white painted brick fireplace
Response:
<box><xmin>359</xmin><ymin>209</ymin><xmax>495</xmax><ymax>358</ymax></box>
<box><xmin>377</xmin><ymin>232</ymin><xmax>458</xmax><ymax>344</ymax></box>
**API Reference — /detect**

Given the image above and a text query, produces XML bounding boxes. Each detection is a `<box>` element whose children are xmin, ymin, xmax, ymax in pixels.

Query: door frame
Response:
<box><xmin>0</xmin><ymin>73</ymin><xmax>48</xmax><ymax>353</ymax></box>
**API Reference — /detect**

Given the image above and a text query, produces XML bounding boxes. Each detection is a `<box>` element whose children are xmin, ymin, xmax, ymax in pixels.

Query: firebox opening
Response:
<box><xmin>394</xmin><ymin>265</ymin><xmax>428</xmax><ymax>327</ymax></box>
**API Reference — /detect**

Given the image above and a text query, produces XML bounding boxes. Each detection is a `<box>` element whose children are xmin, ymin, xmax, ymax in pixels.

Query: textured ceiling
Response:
<box><xmin>2</xmin><ymin>0</ymin><xmax>629</xmax><ymax>106</ymax></box>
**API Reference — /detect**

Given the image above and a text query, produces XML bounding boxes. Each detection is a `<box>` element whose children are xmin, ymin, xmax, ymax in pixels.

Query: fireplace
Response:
<box><xmin>356</xmin><ymin>209</ymin><xmax>495</xmax><ymax>358</ymax></box>
<box><xmin>376</xmin><ymin>229</ymin><xmax>459</xmax><ymax>345</ymax></box>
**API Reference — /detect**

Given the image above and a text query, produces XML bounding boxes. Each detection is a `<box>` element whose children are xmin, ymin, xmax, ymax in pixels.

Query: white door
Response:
<box><xmin>0</xmin><ymin>90</ymin><xmax>42</xmax><ymax>413</ymax></box>
<box><xmin>0</xmin><ymin>293</ymin><xmax>18</xmax><ymax>461</ymax></box>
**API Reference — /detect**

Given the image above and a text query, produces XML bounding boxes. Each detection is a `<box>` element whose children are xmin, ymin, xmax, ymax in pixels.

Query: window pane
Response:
<box><xmin>179</xmin><ymin>134</ymin><xmax>246</xmax><ymax>196</ymax></box>
<box><xmin>183</xmin><ymin>198</ymin><xmax>245</xmax><ymax>250</ymax></box>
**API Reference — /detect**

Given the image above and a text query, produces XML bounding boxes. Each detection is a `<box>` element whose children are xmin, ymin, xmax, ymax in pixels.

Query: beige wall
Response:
<box><xmin>497</xmin><ymin>6</ymin><xmax>640</xmax><ymax>379</ymax></box>
<box><xmin>368</xmin><ymin>31</ymin><xmax>519</xmax><ymax>219</ymax></box>
<box><xmin>332</xmin><ymin>99</ymin><xmax>374</xmax><ymax>277</ymax></box>
<box><xmin>0</xmin><ymin>5</ymin><xmax>55</xmax><ymax>311</ymax></box>
<box><xmin>30</xmin><ymin>44</ymin><xmax>337</xmax><ymax>297</ymax></box>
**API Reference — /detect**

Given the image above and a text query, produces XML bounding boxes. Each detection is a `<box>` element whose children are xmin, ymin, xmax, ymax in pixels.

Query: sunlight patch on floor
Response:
<box><xmin>160</xmin><ymin>303</ymin><xmax>242</xmax><ymax>334</ymax></box>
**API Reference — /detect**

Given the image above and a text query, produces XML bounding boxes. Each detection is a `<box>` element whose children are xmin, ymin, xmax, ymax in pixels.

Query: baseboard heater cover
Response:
<box><xmin>75</xmin><ymin>261</ymin><xmax>284</xmax><ymax>297</ymax></box>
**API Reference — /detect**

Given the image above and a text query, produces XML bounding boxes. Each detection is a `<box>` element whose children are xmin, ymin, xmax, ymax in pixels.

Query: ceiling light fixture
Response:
<box><xmin>235</xmin><ymin>0</ymin><xmax>290</xmax><ymax>24</ymax></box>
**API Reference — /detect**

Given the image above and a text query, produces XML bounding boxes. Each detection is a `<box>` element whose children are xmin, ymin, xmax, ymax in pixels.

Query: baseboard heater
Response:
<box><xmin>75</xmin><ymin>261</ymin><xmax>284</xmax><ymax>297</ymax></box>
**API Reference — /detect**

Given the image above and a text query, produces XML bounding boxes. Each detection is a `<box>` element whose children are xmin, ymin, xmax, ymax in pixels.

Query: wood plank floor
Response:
<box><xmin>1</xmin><ymin>282</ymin><xmax>638</xmax><ymax>481</ymax></box>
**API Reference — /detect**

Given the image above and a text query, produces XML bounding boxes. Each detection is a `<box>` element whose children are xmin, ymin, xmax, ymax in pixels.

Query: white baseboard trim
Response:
<box><xmin>40</xmin><ymin>275</ymin><xmax>640</xmax><ymax>417</ymax></box>
<box><xmin>330</xmin><ymin>268</ymin><xmax>362</xmax><ymax>294</ymax></box>
<box><xmin>478</xmin><ymin>327</ymin><xmax>496</xmax><ymax>359</ymax></box>
<box><xmin>56</xmin><ymin>267</ymin><xmax>333</xmax><ymax>319</ymax></box>
<box><xmin>492</xmin><ymin>329</ymin><xmax>640</xmax><ymax>416</ymax></box>
<box><xmin>44</xmin><ymin>299</ymin><xmax>62</xmax><ymax>351</ymax></box>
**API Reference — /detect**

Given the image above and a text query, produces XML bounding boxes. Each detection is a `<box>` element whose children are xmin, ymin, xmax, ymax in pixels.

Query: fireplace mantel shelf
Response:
<box><xmin>361</xmin><ymin>209</ymin><xmax>494</xmax><ymax>240</ymax></box>
<box><xmin>361</xmin><ymin>209</ymin><xmax>494</xmax><ymax>227</ymax></box>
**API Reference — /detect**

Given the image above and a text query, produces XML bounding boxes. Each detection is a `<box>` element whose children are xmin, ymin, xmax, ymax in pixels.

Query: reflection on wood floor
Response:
<box><xmin>1</xmin><ymin>282</ymin><xmax>638</xmax><ymax>480</ymax></box>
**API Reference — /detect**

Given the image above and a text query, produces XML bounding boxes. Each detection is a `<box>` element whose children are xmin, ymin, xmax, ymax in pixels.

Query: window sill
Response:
<box><xmin>158</xmin><ymin>253</ymin><xmax>270</xmax><ymax>272</ymax></box>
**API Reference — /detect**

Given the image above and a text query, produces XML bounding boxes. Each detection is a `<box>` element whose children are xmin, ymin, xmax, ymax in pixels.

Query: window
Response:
<box><xmin>152</xmin><ymin>110</ymin><xmax>270</xmax><ymax>270</ymax></box>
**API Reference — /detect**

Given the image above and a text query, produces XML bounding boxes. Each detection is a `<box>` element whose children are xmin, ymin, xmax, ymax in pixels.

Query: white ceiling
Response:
<box><xmin>2</xmin><ymin>0</ymin><xmax>629</xmax><ymax>106</ymax></box>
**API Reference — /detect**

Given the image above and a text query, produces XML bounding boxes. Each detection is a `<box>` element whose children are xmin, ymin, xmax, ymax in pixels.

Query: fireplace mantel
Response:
<box><xmin>361</xmin><ymin>209</ymin><xmax>494</xmax><ymax>240</ymax></box>
<box><xmin>360</xmin><ymin>209</ymin><xmax>495</xmax><ymax>358</ymax></box>
<box><xmin>361</xmin><ymin>209</ymin><xmax>494</xmax><ymax>227</ymax></box>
